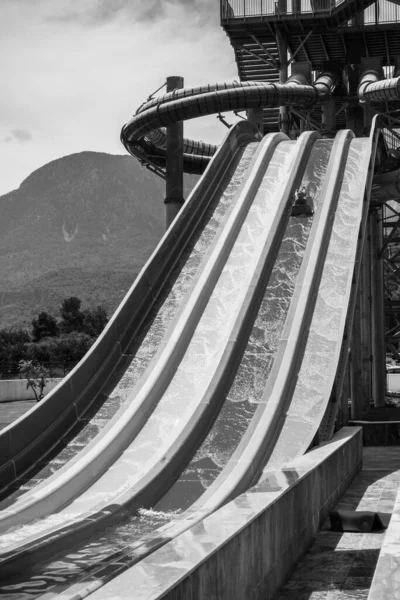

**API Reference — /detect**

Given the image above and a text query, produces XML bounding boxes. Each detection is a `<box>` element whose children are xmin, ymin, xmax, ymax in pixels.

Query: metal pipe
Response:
<box><xmin>359</xmin><ymin>73</ymin><xmax>400</xmax><ymax>104</ymax></box>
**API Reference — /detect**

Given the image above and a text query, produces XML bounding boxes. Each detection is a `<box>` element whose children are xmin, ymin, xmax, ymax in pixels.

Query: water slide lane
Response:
<box><xmin>41</xmin><ymin>130</ymin><xmax>350</xmax><ymax>600</ymax></box>
<box><xmin>53</xmin><ymin>129</ymin><xmax>364</xmax><ymax>600</ymax></box>
<box><xmin>0</xmin><ymin>138</ymin><xmax>270</xmax><ymax>536</ymax></box>
<box><xmin>263</xmin><ymin>121</ymin><xmax>380</xmax><ymax>471</ymax></box>
<box><xmin>0</xmin><ymin>124</ymin><xmax>379</xmax><ymax>597</ymax></box>
<box><xmin>2</xmin><ymin>137</ymin><xmax>277</xmax><ymax>530</ymax></box>
<box><xmin>0</xmin><ymin>125</ymin><xmax>260</xmax><ymax>513</ymax></box>
<box><xmin>0</xmin><ymin>121</ymin><xmax>260</xmax><ymax>500</ymax></box>
<box><xmin>108</xmin><ymin>126</ymin><xmax>375</xmax><ymax>593</ymax></box>
<box><xmin>0</xmin><ymin>134</ymin><xmax>327</xmax><ymax>598</ymax></box>
<box><xmin>0</xmin><ymin>131</ymin><xmax>303</xmax><ymax>574</ymax></box>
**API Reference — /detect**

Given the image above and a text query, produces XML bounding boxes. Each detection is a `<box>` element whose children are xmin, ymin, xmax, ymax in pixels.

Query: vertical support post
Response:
<box><xmin>360</xmin><ymin>227</ymin><xmax>372</xmax><ymax>412</ymax></box>
<box><xmin>246</xmin><ymin>107</ymin><xmax>264</xmax><ymax>137</ymax></box>
<box><xmin>363</xmin><ymin>103</ymin><xmax>376</xmax><ymax>137</ymax></box>
<box><xmin>370</xmin><ymin>207</ymin><xmax>386</xmax><ymax>406</ymax></box>
<box><xmin>276</xmin><ymin>29</ymin><xmax>288</xmax><ymax>136</ymax></box>
<box><xmin>321</xmin><ymin>99</ymin><xmax>336</xmax><ymax>138</ymax></box>
<box><xmin>164</xmin><ymin>75</ymin><xmax>184</xmax><ymax>230</ymax></box>
<box><xmin>350</xmin><ymin>292</ymin><xmax>364</xmax><ymax>419</ymax></box>
<box><xmin>341</xmin><ymin>354</ymin><xmax>351</xmax><ymax>426</ymax></box>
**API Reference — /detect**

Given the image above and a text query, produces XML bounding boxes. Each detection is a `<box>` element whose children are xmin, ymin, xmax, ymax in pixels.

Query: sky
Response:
<box><xmin>0</xmin><ymin>0</ymin><xmax>239</xmax><ymax>196</ymax></box>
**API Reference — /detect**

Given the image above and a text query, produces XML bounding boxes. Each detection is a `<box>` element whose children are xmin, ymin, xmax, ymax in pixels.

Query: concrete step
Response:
<box><xmin>274</xmin><ymin>447</ymin><xmax>400</xmax><ymax>599</ymax></box>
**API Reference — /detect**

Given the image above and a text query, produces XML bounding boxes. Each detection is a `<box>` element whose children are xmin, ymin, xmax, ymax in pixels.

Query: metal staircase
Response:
<box><xmin>221</xmin><ymin>0</ymin><xmax>400</xmax><ymax>134</ymax></box>
<box><xmin>233</xmin><ymin>39</ymin><xmax>280</xmax><ymax>132</ymax></box>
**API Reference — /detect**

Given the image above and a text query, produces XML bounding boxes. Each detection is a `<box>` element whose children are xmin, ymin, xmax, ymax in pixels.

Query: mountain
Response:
<box><xmin>0</xmin><ymin>151</ymin><xmax>197</xmax><ymax>330</ymax></box>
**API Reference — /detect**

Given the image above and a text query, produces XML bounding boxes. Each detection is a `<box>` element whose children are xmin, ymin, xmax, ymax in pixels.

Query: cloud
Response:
<box><xmin>44</xmin><ymin>0</ymin><xmax>216</xmax><ymax>27</ymax></box>
<box><xmin>8</xmin><ymin>129</ymin><xmax>33</xmax><ymax>143</ymax></box>
<box><xmin>0</xmin><ymin>0</ymin><xmax>237</xmax><ymax>195</ymax></box>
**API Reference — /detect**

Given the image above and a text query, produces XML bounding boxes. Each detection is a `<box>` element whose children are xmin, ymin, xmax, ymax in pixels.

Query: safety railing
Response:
<box><xmin>383</xmin><ymin>127</ymin><xmax>400</xmax><ymax>151</ymax></box>
<box><xmin>221</xmin><ymin>0</ymin><xmax>400</xmax><ymax>23</ymax></box>
<box><xmin>221</xmin><ymin>0</ymin><xmax>344</xmax><ymax>17</ymax></box>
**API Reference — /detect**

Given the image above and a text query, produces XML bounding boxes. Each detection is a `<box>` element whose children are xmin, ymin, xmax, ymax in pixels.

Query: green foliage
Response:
<box><xmin>82</xmin><ymin>305</ymin><xmax>108</xmax><ymax>337</ymax></box>
<box><xmin>1</xmin><ymin>296</ymin><xmax>108</xmax><ymax>378</ymax></box>
<box><xmin>0</xmin><ymin>326</ymin><xmax>30</xmax><ymax>376</ymax></box>
<box><xmin>18</xmin><ymin>359</ymin><xmax>50</xmax><ymax>402</ymax></box>
<box><xmin>60</xmin><ymin>296</ymin><xmax>84</xmax><ymax>334</ymax></box>
<box><xmin>27</xmin><ymin>332</ymin><xmax>93</xmax><ymax>366</ymax></box>
<box><xmin>59</xmin><ymin>296</ymin><xmax>108</xmax><ymax>337</ymax></box>
<box><xmin>32</xmin><ymin>311</ymin><xmax>58</xmax><ymax>342</ymax></box>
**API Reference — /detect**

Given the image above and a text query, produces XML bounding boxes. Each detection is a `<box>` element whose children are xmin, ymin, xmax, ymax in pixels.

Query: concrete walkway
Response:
<box><xmin>275</xmin><ymin>447</ymin><xmax>400</xmax><ymax>599</ymax></box>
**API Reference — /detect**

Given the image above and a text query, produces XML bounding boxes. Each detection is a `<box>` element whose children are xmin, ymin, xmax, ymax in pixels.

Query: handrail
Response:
<box><xmin>220</xmin><ymin>0</ymin><xmax>400</xmax><ymax>23</ymax></box>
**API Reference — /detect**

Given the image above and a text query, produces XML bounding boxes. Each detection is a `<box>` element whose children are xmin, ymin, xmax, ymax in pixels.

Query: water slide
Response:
<box><xmin>0</xmin><ymin>72</ymin><xmax>397</xmax><ymax>596</ymax></box>
<box><xmin>0</xmin><ymin>127</ymin><xmax>316</xmax><ymax>578</ymax></box>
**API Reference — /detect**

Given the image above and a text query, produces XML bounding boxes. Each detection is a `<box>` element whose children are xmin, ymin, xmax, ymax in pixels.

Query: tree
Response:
<box><xmin>0</xmin><ymin>327</ymin><xmax>30</xmax><ymax>377</ymax></box>
<box><xmin>60</xmin><ymin>296</ymin><xmax>84</xmax><ymax>333</ymax></box>
<box><xmin>82</xmin><ymin>305</ymin><xmax>108</xmax><ymax>337</ymax></box>
<box><xmin>31</xmin><ymin>311</ymin><xmax>58</xmax><ymax>342</ymax></box>
<box><xmin>18</xmin><ymin>359</ymin><xmax>50</xmax><ymax>402</ymax></box>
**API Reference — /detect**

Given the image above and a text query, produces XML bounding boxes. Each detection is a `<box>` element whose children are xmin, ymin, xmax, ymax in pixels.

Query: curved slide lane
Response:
<box><xmin>0</xmin><ymin>131</ymin><xmax>319</xmax><ymax>591</ymax></box>
<box><xmin>0</xmin><ymin>111</ymin><xmax>385</xmax><ymax>598</ymax></box>
<box><xmin>84</xmin><ymin>121</ymin><xmax>380</xmax><ymax>600</ymax></box>
<box><xmin>0</xmin><ymin>121</ymin><xmax>259</xmax><ymax>501</ymax></box>
<box><xmin>17</xmin><ymin>124</ymin><xmax>379</xmax><ymax>600</ymax></box>
<box><xmin>0</xmin><ymin>131</ymin><xmax>281</xmax><ymax>536</ymax></box>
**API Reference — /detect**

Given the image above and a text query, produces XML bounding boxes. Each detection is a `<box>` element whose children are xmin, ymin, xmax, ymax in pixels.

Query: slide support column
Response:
<box><xmin>164</xmin><ymin>75</ymin><xmax>184</xmax><ymax>230</ymax></box>
<box><xmin>276</xmin><ymin>29</ymin><xmax>289</xmax><ymax>136</ymax></box>
<box><xmin>370</xmin><ymin>207</ymin><xmax>386</xmax><ymax>405</ymax></box>
<box><xmin>360</xmin><ymin>226</ymin><xmax>372</xmax><ymax>410</ymax></box>
<box><xmin>350</xmin><ymin>289</ymin><xmax>364</xmax><ymax>419</ymax></box>
<box><xmin>247</xmin><ymin>107</ymin><xmax>264</xmax><ymax>137</ymax></box>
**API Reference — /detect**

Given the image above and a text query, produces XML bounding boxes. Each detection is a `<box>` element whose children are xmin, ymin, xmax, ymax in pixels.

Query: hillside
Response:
<box><xmin>0</xmin><ymin>151</ymin><xmax>197</xmax><ymax>329</ymax></box>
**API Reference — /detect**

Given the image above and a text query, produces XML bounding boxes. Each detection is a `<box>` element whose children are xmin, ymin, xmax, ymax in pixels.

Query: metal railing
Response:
<box><xmin>221</xmin><ymin>0</ymin><xmax>344</xmax><ymax>17</ymax></box>
<box><xmin>221</xmin><ymin>0</ymin><xmax>400</xmax><ymax>24</ymax></box>
<box><xmin>383</xmin><ymin>127</ymin><xmax>400</xmax><ymax>151</ymax></box>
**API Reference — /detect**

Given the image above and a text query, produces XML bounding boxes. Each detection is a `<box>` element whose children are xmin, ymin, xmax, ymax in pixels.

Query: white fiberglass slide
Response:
<box><xmin>0</xmin><ymin>131</ymin><xmax>290</xmax><ymax>554</ymax></box>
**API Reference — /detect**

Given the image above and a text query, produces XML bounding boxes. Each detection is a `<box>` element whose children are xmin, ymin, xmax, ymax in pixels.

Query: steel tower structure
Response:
<box><xmin>220</xmin><ymin>0</ymin><xmax>400</xmax><ymax>422</ymax></box>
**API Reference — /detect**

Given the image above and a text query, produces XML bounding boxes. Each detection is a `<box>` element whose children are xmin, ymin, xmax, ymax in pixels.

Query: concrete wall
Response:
<box><xmin>387</xmin><ymin>372</ymin><xmax>400</xmax><ymax>392</ymax></box>
<box><xmin>0</xmin><ymin>379</ymin><xmax>62</xmax><ymax>402</ymax></box>
<box><xmin>92</xmin><ymin>427</ymin><xmax>362</xmax><ymax>600</ymax></box>
<box><xmin>368</xmin><ymin>474</ymin><xmax>400</xmax><ymax>599</ymax></box>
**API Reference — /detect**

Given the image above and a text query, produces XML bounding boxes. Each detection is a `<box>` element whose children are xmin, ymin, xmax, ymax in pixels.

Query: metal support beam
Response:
<box><xmin>236</xmin><ymin>44</ymin><xmax>277</xmax><ymax>69</ymax></box>
<box><xmin>321</xmin><ymin>98</ymin><xmax>336</xmax><ymax>137</ymax></box>
<box><xmin>164</xmin><ymin>76</ymin><xmax>184</xmax><ymax>230</ymax></box>
<box><xmin>360</xmin><ymin>227</ymin><xmax>372</xmax><ymax>411</ymax></box>
<box><xmin>370</xmin><ymin>208</ymin><xmax>387</xmax><ymax>406</ymax></box>
<box><xmin>249</xmin><ymin>33</ymin><xmax>279</xmax><ymax>70</ymax></box>
<box><xmin>288</xmin><ymin>31</ymin><xmax>313</xmax><ymax>66</ymax></box>
<box><xmin>341</xmin><ymin>355</ymin><xmax>351</xmax><ymax>427</ymax></box>
<box><xmin>320</xmin><ymin>34</ymin><xmax>329</xmax><ymax>61</ymax></box>
<box><xmin>246</xmin><ymin>106</ymin><xmax>264</xmax><ymax>137</ymax></box>
<box><xmin>350</xmin><ymin>290</ymin><xmax>364</xmax><ymax>419</ymax></box>
<box><xmin>276</xmin><ymin>28</ymin><xmax>288</xmax><ymax>135</ymax></box>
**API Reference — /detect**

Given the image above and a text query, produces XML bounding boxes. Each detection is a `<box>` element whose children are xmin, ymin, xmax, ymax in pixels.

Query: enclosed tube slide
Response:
<box><xmin>121</xmin><ymin>72</ymin><xmax>339</xmax><ymax>175</ymax></box>
<box><xmin>358</xmin><ymin>71</ymin><xmax>400</xmax><ymax>104</ymax></box>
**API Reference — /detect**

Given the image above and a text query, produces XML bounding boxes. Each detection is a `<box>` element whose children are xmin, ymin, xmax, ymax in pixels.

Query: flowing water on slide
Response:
<box><xmin>0</xmin><ymin>141</ymin><xmax>334</xmax><ymax>598</ymax></box>
<box><xmin>0</xmin><ymin>144</ymin><xmax>257</xmax><ymax>511</ymax></box>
